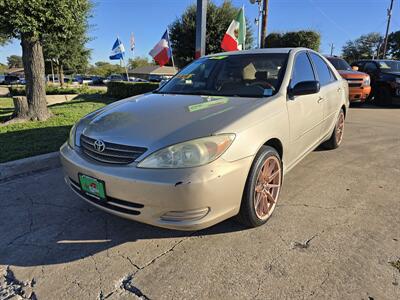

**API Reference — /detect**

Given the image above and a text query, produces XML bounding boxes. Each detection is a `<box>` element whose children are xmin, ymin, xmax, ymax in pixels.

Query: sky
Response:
<box><xmin>0</xmin><ymin>0</ymin><xmax>399</xmax><ymax>65</ymax></box>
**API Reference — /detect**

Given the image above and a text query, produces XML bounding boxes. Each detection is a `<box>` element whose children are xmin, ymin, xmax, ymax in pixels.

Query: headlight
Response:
<box><xmin>362</xmin><ymin>76</ymin><xmax>370</xmax><ymax>86</ymax></box>
<box><xmin>67</xmin><ymin>108</ymin><xmax>105</xmax><ymax>149</ymax></box>
<box><xmin>68</xmin><ymin>123</ymin><xmax>78</xmax><ymax>148</ymax></box>
<box><xmin>137</xmin><ymin>134</ymin><xmax>235</xmax><ymax>169</ymax></box>
<box><xmin>395</xmin><ymin>77</ymin><xmax>400</xmax><ymax>84</ymax></box>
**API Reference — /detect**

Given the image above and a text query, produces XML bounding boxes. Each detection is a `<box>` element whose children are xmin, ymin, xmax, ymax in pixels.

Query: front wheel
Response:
<box><xmin>237</xmin><ymin>146</ymin><xmax>282</xmax><ymax>227</ymax></box>
<box><xmin>322</xmin><ymin>108</ymin><xmax>345</xmax><ymax>150</ymax></box>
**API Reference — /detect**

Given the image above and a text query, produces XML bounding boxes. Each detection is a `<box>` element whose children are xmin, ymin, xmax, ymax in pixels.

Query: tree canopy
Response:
<box><xmin>7</xmin><ymin>55</ymin><xmax>23</xmax><ymax>68</ymax></box>
<box><xmin>0</xmin><ymin>0</ymin><xmax>92</xmax><ymax>121</ymax></box>
<box><xmin>341</xmin><ymin>33</ymin><xmax>383</xmax><ymax>62</ymax></box>
<box><xmin>87</xmin><ymin>62</ymin><xmax>125</xmax><ymax>78</ymax></box>
<box><xmin>169</xmin><ymin>0</ymin><xmax>254</xmax><ymax>68</ymax></box>
<box><xmin>128</xmin><ymin>56</ymin><xmax>155</xmax><ymax>69</ymax></box>
<box><xmin>264</xmin><ymin>31</ymin><xmax>321</xmax><ymax>51</ymax></box>
<box><xmin>0</xmin><ymin>63</ymin><xmax>7</xmax><ymax>73</ymax></box>
<box><xmin>387</xmin><ymin>30</ymin><xmax>400</xmax><ymax>60</ymax></box>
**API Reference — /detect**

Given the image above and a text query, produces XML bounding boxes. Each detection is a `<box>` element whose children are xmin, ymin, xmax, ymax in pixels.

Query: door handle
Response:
<box><xmin>337</xmin><ymin>87</ymin><xmax>342</xmax><ymax>92</ymax></box>
<box><xmin>317</xmin><ymin>97</ymin><xmax>324</xmax><ymax>103</ymax></box>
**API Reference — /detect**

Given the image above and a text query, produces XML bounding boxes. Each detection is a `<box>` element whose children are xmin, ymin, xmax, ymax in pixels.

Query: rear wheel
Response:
<box><xmin>237</xmin><ymin>146</ymin><xmax>282</xmax><ymax>227</ymax></box>
<box><xmin>322</xmin><ymin>109</ymin><xmax>345</xmax><ymax>150</ymax></box>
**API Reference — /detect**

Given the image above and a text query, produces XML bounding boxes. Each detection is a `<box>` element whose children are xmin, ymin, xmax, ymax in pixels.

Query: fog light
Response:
<box><xmin>161</xmin><ymin>208</ymin><xmax>210</xmax><ymax>222</ymax></box>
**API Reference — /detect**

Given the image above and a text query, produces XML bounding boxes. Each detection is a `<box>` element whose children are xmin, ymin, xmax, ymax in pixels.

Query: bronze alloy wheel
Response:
<box><xmin>336</xmin><ymin>110</ymin><xmax>345</xmax><ymax>145</ymax></box>
<box><xmin>253</xmin><ymin>155</ymin><xmax>282</xmax><ymax>220</ymax></box>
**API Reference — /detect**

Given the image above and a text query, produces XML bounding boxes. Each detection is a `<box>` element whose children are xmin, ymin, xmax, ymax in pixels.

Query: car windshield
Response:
<box><xmin>328</xmin><ymin>58</ymin><xmax>351</xmax><ymax>71</ymax></box>
<box><xmin>378</xmin><ymin>60</ymin><xmax>400</xmax><ymax>72</ymax></box>
<box><xmin>157</xmin><ymin>53</ymin><xmax>288</xmax><ymax>98</ymax></box>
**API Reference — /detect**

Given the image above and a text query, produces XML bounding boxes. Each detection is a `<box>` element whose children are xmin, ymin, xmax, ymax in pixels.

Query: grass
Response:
<box><xmin>0</xmin><ymin>95</ymin><xmax>115</xmax><ymax>163</ymax></box>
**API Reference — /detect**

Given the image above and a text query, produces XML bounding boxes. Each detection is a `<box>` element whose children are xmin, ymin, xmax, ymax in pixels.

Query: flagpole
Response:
<box><xmin>242</xmin><ymin>5</ymin><xmax>246</xmax><ymax>50</ymax></box>
<box><xmin>166</xmin><ymin>29</ymin><xmax>176</xmax><ymax>70</ymax></box>
<box><xmin>121</xmin><ymin>56</ymin><xmax>130</xmax><ymax>82</ymax></box>
<box><xmin>130</xmin><ymin>32</ymin><xmax>135</xmax><ymax>59</ymax></box>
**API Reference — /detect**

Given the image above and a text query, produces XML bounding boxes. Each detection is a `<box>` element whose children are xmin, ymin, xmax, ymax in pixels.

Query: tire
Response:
<box><xmin>322</xmin><ymin>108</ymin><xmax>345</xmax><ymax>150</ymax></box>
<box><xmin>237</xmin><ymin>146</ymin><xmax>282</xmax><ymax>228</ymax></box>
<box><xmin>375</xmin><ymin>86</ymin><xmax>392</xmax><ymax>106</ymax></box>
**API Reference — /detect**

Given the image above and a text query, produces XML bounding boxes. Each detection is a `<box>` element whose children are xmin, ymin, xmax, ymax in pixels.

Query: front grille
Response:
<box><xmin>69</xmin><ymin>177</ymin><xmax>143</xmax><ymax>215</ymax></box>
<box><xmin>345</xmin><ymin>78</ymin><xmax>363</xmax><ymax>88</ymax></box>
<box><xmin>345</xmin><ymin>78</ymin><xmax>362</xmax><ymax>81</ymax></box>
<box><xmin>80</xmin><ymin>134</ymin><xmax>147</xmax><ymax>164</ymax></box>
<box><xmin>348</xmin><ymin>83</ymin><xmax>362</xmax><ymax>88</ymax></box>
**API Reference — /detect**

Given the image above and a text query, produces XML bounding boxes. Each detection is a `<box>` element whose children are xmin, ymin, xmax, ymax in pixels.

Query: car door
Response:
<box><xmin>286</xmin><ymin>51</ymin><xmax>324</xmax><ymax>165</ymax></box>
<box><xmin>309</xmin><ymin>52</ymin><xmax>342</xmax><ymax>136</ymax></box>
<box><xmin>363</xmin><ymin>62</ymin><xmax>379</xmax><ymax>86</ymax></box>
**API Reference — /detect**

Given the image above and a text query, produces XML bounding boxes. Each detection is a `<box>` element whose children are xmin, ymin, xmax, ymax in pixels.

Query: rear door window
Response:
<box><xmin>364</xmin><ymin>62</ymin><xmax>378</xmax><ymax>73</ymax></box>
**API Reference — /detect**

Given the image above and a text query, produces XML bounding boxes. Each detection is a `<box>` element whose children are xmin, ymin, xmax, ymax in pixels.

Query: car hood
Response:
<box><xmin>82</xmin><ymin>93</ymin><xmax>263</xmax><ymax>152</ymax></box>
<box><xmin>382</xmin><ymin>71</ymin><xmax>400</xmax><ymax>77</ymax></box>
<box><xmin>338</xmin><ymin>70</ymin><xmax>367</xmax><ymax>78</ymax></box>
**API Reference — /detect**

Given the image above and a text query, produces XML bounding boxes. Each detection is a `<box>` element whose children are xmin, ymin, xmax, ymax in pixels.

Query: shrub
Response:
<box><xmin>9</xmin><ymin>85</ymin><xmax>105</xmax><ymax>96</ymax></box>
<box><xmin>264</xmin><ymin>30</ymin><xmax>321</xmax><ymax>51</ymax></box>
<box><xmin>106</xmin><ymin>81</ymin><xmax>159</xmax><ymax>99</ymax></box>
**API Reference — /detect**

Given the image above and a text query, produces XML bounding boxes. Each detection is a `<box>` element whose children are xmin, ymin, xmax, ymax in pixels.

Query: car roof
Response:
<box><xmin>354</xmin><ymin>59</ymin><xmax>398</xmax><ymax>62</ymax></box>
<box><xmin>206</xmin><ymin>47</ymin><xmax>306</xmax><ymax>58</ymax></box>
<box><xmin>325</xmin><ymin>56</ymin><xmax>345</xmax><ymax>60</ymax></box>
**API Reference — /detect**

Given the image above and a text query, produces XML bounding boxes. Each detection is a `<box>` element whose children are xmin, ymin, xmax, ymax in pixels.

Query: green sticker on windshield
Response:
<box><xmin>209</xmin><ymin>55</ymin><xmax>228</xmax><ymax>60</ymax></box>
<box><xmin>188</xmin><ymin>98</ymin><xmax>229</xmax><ymax>112</ymax></box>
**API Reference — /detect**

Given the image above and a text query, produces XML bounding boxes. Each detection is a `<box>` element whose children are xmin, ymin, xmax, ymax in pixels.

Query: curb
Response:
<box><xmin>0</xmin><ymin>152</ymin><xmax>61</xmax><ymax>182</ymax></box>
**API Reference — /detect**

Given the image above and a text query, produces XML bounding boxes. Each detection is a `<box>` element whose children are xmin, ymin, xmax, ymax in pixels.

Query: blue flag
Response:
<box><xmin>109</xmin><ymin>38</ymin><xmax>125</xmax><ymax>60</ymax></box>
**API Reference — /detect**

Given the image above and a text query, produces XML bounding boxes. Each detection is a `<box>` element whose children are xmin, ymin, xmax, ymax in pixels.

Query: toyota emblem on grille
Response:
<box><xmin>93</xmin><ymin>139</ymin><xmax>106</xmax><ymax>152</ymax></box>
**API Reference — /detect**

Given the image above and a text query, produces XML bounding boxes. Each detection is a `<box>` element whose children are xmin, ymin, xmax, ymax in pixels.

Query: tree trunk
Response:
<box><xmin>12</xmin><ymin>96</ymin><xmax>29</xmax><ymax>119</ymax></box>
<box><xmin>59</xmin><ymin>64</ymin><xmax>65</xmax><ymax>88</ymax></box>
<box><xmin>21</xmin><ymin>34</ymin><xmax>51</xmax><ymax>121</ymax></box>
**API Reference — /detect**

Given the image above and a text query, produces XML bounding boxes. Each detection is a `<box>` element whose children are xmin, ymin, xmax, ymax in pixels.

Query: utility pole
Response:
<box><xmin>260</xmin><ymin>0</ymin><xmax>269</xmax><ymax>48</ymax></box>
<box><xmin>383</xmin><ymin>0</ymin><xmax>394</xmax><ymax>58</ymax></box>
<box><xmin>250</xmin><ymin>0</ymin><xmax>263</xmax><ymax>48</ymax></box>
<box><xmin>329</xmin><ymin>43</ymin><xmax>335</xmax><ymax>56</ymax></box>
<box><xmin>195</xmin><ymin>0</ymin><xmax>207</xmax><ymax>59</ymax></box>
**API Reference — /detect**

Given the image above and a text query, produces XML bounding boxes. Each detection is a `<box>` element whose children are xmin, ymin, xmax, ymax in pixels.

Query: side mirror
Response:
<box><xmin>352</xmin><ymin>66</ymin><xmax>359</xmax><ymax>71</ymax></box>
<box><xmin>289</xmin><ymin>80</ymin><xmax>320</xmax><ymax>97</ymax></box>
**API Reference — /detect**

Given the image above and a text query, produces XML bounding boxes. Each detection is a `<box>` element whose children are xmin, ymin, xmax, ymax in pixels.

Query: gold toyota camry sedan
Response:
<box><xmin>60</xmin><ymin>48</ymin><xmax>349</xmax><ymax>230</ymax></box>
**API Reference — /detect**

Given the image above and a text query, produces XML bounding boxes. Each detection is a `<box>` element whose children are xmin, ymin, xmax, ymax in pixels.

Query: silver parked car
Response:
<box><xmin>60</xmin><ymin>48</ymin><xmax>349</xmax><ymax>230</ymax></box>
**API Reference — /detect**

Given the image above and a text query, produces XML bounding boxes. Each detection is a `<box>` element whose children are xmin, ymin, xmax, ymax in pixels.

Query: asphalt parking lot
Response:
<box><xmin>0</xmin><ymin>104</ymin><xmax>399</xmax><ymax>300</ymax></box>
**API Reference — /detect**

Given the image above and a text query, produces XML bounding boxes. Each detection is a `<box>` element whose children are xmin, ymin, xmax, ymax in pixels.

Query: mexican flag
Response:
<box><xmin>221</xmin><ymin>7</ymin><xmax>246</xmax><ymax>52</ymax></box>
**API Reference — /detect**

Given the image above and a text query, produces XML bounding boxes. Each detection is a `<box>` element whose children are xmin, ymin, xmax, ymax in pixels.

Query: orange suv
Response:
<box><xmin>326</xmin><ymin>56</ymin><xmax>371</xmax><ymax>103</ymax></box>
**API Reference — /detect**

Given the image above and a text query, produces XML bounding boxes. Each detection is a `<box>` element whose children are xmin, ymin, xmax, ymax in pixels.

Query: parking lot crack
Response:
<box><xmin>309</xmin><ymin>271</ymin><xmax>330</xmax><ymax>297</ymax></box>
<box><xmin>120</xmin><ymin>274</ymin><xmax>150</xmax><ymax>299</ymax></box>
<box><xmin>291</xmin><ymin>232</ymin><xmax>321</xmax><ymax>250</ymax></box>
<box><xmin>138</xmin><ymin>237</ymin><xmax>188</xmax><ymax>270</ymax></box>
<box><xmin>90</xmin><ymin>255</ymin><xmax>103</xmax><ymax>292</ymax></box>
<box><xmin>0</xmin><ymin>266</ymin><xmax>36</xmax><ymax>300</ymax></box>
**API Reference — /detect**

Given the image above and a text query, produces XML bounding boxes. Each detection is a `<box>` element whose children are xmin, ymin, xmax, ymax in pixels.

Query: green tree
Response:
<box><xmin>264</xmin><ymin>31</ymin><xmax>321</xmax><ymax>51</ymax></box>
<box><xmin>87</xmin><ymin>62</ymin><xmax>125</xmax><ymax>78</ymax></box>
<box><xmin>0</xmin><ymin>63</ymin><xmax>7</xmax><ymax>73</ymax></box>
<box><xmin>0</xmin><ymin>34</ymin><xmax>8</xmax><ymax>46</ymax></box>
<box><xmin>387</xmin><ymin>30</ymin><xmax>400</xmax><ymax>59</ymax></box>
<box><xmin>169</xmin><ymin>0</ymin><xmax>254</xmax><ymax>68</ymax></box>
<box><xmin>0</xmin><ymin>0</ymin><xmax>92</xmax><ymax>121</ymax></box>
<box><xmin>128</xmin><ymin>56</ymin><xmax>154</xmax><ymax>69</ymax></box>
<box><xmin>43</xmin><ymin>30</ymin><xmax>91</xmax><ymax>87</ymax></box>
<box><xmin>342</xmin><ymin>33</ymin><xmax>383</xmax><ymax>62</ymax></box>
<box><xmin>7</xmin><ymin>55</ymin><xmax>23</xmax><ymax>68</ymax></box>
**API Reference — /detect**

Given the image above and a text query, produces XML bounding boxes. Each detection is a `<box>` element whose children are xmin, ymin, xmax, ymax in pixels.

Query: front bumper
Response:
<box><xmin>60</xmin><ymin>143</ymin><xmax>253</xmax><ymax>230</ymax></box>
<box><xmin>349</xmin><ymin>86</ymin><xmax>371</xmax><ymax>102</ymax></box>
